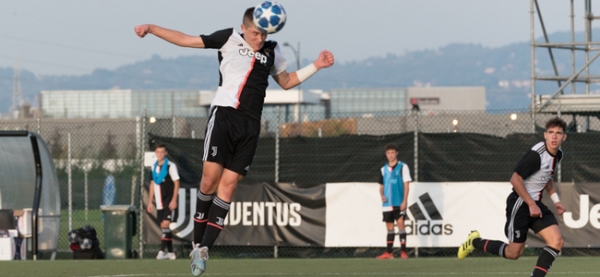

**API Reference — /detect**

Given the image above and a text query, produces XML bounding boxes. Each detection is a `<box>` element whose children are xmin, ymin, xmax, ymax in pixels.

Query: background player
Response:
<box><xmin>458</xmin><ymin>117</ymin><xmax>567</xmax><ymax>277</ymax></box>
<box><xmin>376</xmin><ymin>143</ymin><xmax>412</xmax><ymax>259</ymax></box>
<box><xmin>147</xmin><ymin>144</ymin><xmax>180</xmax><ymax>260</ymax></box>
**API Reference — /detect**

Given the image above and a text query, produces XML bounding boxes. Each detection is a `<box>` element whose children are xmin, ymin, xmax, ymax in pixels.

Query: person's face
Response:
<box><xmin>155</xmin><ymin>147</ymin><xmax>167</xmax><ymax>162</ymax></box>
<box><xmin>385</xmin><ymin>149</ymin><xmax>398</xmax><ymax>163</ymax></box>
<box><xmin>241</xmin><ymin>23</ymin><xmax>267</xmax><ymax>51</ymax></box>
<box><xmin>544</xmin><ymin>126</ymin><xmax>567</xmax><ymax>154</ymax></box>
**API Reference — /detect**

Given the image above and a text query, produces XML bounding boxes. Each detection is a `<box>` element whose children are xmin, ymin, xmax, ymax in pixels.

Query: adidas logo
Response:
<box><xmin>238</xmin><ymin>43</ymin><xmax>243</xmax><ymax>47</ymax></box>
<box><xmin>406</xmin><ymin>192</ymin><xmax>453</xmax><ymax>236</ymax></box>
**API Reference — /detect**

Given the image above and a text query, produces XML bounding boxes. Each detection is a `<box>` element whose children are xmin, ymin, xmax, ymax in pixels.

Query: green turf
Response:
<box><xmin>0</xmin><ymin>257</ymin><xmax>598</xmax><ymax>277</ymax></box>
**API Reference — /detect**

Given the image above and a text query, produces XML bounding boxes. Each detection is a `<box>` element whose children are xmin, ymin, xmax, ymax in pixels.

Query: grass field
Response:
<box><xmin>0</xmin><ymin>257</ymin><xmax>598</xmax><ymax>277</ymax></box>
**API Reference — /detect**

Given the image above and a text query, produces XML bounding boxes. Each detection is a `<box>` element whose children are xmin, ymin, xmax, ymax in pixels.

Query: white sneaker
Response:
<box><xmin>156</xmin><ymin>250</ymin><xmax>167</xmax><ymax>260</ymax></box>
<box><xmin>190</xmin><ymin>244</ymin><xmax>209</xmax><ymax>276</ymax></box>
<box><xmin>167</xmin><ymin>252</ymin><xmax>176</xmax><ymax>260</ymax></box>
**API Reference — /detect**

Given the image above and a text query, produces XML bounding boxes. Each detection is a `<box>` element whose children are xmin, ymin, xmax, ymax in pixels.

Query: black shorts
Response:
<box><xmin>504</xmin><ymin>192</ymin><xmax>557</xmax><ymax>243</ymax></box>
<box><xmin>157</xmin><ymin>208</ymin><xmax>176</xmax><ymax>222</ymax></box>
<box><xmin>203</xmin><ymin>107</ymin><xmax>260</xmax><ymax>176</ymax></box>
<box><xmin>383</xmin><ymin>208</ymin><xmax>407</xmax><ymax>223</ymax></box>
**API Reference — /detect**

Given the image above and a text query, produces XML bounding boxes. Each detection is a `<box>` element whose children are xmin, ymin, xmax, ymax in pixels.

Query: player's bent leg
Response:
<box><xmin>502</xmin><ymin>242</ymin><xmax>525</xmax><ymax>260</ymax></box>
<box><xmin>532</xmin><ymin>225</ymin><xmax>563</xmax><ymax>277</ymax></box>
<box><xmin>215</xmin><ymin>169</ymin><xmax>243</xmax><ymax>202</ymax></box>
<box><xmin>200</xmin><ymin>161</ymin><xmax>225</xmax><ymax>195</ymax></box>
<box><xmin>537</xmin><ymin>224</ymin><xmax>564</xmax><ymax>250</ymax></box>
<box><xmin>457</xmin><ymin>230</ymin><xmax>480</xmax><ymax>260</ymax></box>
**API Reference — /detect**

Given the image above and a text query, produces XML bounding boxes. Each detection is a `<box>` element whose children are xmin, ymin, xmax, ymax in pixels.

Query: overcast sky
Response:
<box><xmin>0</xmin><ymin>0</ymin><xmax>593</xmax><ymax>76</ymax></box>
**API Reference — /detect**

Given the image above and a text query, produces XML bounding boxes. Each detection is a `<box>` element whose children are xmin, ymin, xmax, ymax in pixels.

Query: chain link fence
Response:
<box><xmin>2</xmin><ymin>108</ymin><xmax>600</xmax><ymax>259</ymax></box>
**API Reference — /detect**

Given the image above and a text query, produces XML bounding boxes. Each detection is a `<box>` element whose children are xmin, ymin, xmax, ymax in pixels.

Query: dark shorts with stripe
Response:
<box><xmin>383</xmin><ymin>207</ymin><xmax>407</xmax><ymax>223</ymax></box>
<box><xmin>504</xmin><ymin>192</ymin><xmax>558</xmax><ymax>243</ymax></box>
<box><xmin>157</xmin><ymin>208</ymin><xmax>176</xmax><ymax>222</ymax></box>
<box><xmin>203</xmin><ymin>106</ymin><xmax>260</xmax><ymax>176</ymax></box>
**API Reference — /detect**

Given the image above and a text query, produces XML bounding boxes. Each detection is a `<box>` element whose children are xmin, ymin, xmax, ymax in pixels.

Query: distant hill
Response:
<box><xmin>2</xmin><ymin>29</ymin><xmax>600</xmax><ymax>113</ymax></box>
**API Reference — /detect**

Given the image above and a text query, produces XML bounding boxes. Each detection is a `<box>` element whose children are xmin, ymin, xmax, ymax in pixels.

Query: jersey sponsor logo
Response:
<box><xmin>406</xmin><ymin>192</ymin><xmax>453</xmax><ymax>236</ymax></box>
<box><xmin>564</xmin><ymin>194</ymin><xmax>600</xmax><ymax>229</ymax></box>
<box><xmin>239</xmin><ymin>48</ymin><xmax>268</xmax><ymax>65</ymax></box>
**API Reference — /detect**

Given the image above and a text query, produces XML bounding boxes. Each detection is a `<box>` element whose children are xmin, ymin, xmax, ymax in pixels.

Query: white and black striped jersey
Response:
<box><xmin>200</xmin><ymin>28</ymin><xmax>288</xmax><ymax>120</ymax></box>
<box><xmin>513</xmin><ymin>141</ymin><xmax>563</xmax><ymax>201</ymax></box>
<box><xmin>153</xmin><ymin>161</ymin><xmax>180</xmax><ymax>210</ymax></box>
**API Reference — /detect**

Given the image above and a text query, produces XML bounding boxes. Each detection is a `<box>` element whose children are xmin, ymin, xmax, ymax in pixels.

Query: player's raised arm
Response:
<box><xmin>273</xmin><ymin>50</ymin><xmax>335</xmax><ymax>90</ymax></box>
<box><xmin>134</xmin><ymin>24</ymin><xmax>205</xmax><ymax>48</ymax></box>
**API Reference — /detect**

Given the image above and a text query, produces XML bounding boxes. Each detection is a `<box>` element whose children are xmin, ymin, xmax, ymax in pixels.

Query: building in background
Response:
<box><xmin>40</xmin><ymin>89</ymin><xmax>210</xmax><ymax>119</ymax></box>
<box><xmin>39</xmin><ymin>86</ymin><xmax>486</xmax><ymax>120</ymax></box>
<box><xmin>327</xmin><ymin>87</ymin><xmax>486</xmax><ymax>118</ymax></box>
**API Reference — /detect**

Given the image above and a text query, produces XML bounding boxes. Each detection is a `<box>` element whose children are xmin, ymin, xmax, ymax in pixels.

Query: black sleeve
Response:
<box><xmin>200</xmin><ymin>28</ymin><xmax>233</xmax><ymax>49</ymax></box>
<box><xmin>513</xmin><ymin>150</ymin><xmax>541</xmax><ymax>180</ymax></box>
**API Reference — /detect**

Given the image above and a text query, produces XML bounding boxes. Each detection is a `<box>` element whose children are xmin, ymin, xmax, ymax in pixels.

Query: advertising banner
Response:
<box><xmin>143</xmin><ymin>182</ymin><xmax>326</xmax><ymax>246</ymax></box>
<box><xmin>144</xmin><ymin>180</ymin><xmax>599</xmax><ymax>248</ymax></box>
<box><xmin>325</xmin><ymin>182</ymin><xmax>512</xmax><ymax>247</ymax></box>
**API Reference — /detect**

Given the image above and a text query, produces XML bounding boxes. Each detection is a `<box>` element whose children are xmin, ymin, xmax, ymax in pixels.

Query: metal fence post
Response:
<box><xmin>68</xmin><ymin>133</ymin><xmax>72</xmax><ymax>232</ymax></box>
<box><xmin>275</xmin><ymin>106</ymin><xmax>280</xmax><ymax>184</ymax></box>
<box><xmin>36</xmin><ymin>117</ymin><xmax>41</xmax><ymax>136</ymax></box>
<box><xmin>139</xmin><ymin>110</ymin><xmax>147</xmax><ymax>258</ymax></box>
<box><xmin>413</xmin><ymin>110</ymin><xmax>419</xmax><ymax>182</ymax></box>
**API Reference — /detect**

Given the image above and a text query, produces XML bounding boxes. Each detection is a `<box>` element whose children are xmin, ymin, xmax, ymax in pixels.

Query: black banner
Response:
<box><xmin>215</xmin><ymin>182</ymin><xmax>325</xmax><ymax>246</ymax></box>
<box><xmin>143</xmin><ymin>182</ymin><xmax>326</xmax><ymax>246</ymax></box>
<box><xmin>527</xmin><ymin>182</ymin><xmax>600</xmax><ymax>247</ymax></box>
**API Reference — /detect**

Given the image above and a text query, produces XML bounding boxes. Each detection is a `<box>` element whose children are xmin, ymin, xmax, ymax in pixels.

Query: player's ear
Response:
<box><xmin>241</xmin><ymin>24</ymin><xmax>246</xmax><ymax>33</ymax></box>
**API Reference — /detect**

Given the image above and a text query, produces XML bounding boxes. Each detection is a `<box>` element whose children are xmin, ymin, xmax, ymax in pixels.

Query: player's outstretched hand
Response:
<box><xmin>555</xmin><ymin>202</ymin><xmax>565</xmax><ymax>216</ymax></box>
<box><xmin>135</xmin><ymin>24</ymin><xmax>151</xmax><ymax>38</ymax></box>
<box><xmin>315</xmin><ymin>50</ymin><xmax>335</xmax><ymax>70</ymax></box>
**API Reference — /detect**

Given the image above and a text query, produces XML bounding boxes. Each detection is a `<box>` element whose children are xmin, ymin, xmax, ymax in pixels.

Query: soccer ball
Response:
<box><xmin>80</xmin><ymin>238</ymin><xmax>93</xmax><ymax>250</ymax></box>
<box><xmin>253</xmin><ymin>1</ymin><xmax>287</xmax><ymax>34</ymax></box>
<box><xmin>68</xmin><ymin>230</ymin><xmax>81</xmax><ymax>244</ymax></box>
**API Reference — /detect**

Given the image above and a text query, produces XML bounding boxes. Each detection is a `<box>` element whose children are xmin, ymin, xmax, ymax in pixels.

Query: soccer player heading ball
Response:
<box><xmin>134</xmin><ymin>4</ymin><xmax>335</xmax><ymax>276</ymax></box>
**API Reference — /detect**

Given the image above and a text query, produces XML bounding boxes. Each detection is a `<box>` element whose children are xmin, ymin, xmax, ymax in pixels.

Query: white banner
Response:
<box><xmin>325</xmin><ymin>182</ymin><xmax>513</xmax><ymax>247</ymax></box>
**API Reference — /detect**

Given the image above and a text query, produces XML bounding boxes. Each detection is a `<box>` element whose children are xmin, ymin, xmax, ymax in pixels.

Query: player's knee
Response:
<box><xmin>200</xmin><ymin>177</ymin><xmax>219</xmax><ymax>192</ymax></box>
<box><xmin>504</xmin><ymin>244</ymin><xmax>524</xmax><ymax>260</ymax></box>
<box><xmin>548</xmin><ymin>236</ymin><xmax>564</xmax><ymax>250</ymax></box>
<box><xmin>504</xmin><ymin>252</ymin><xmax>520</xmax><ymax>260</ymax></box>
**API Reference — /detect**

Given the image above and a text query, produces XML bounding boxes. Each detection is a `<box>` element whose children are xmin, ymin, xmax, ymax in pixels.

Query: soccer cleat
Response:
<box><xmin>376</xmin><ymin>252</ymin><xmax>394</xmax><ymax>259</ymax></box>
<box><xmin>167</xmin><ymin>252</ymin><xmax>176</xmax><ymax>260</ymax></box>
<box><xmin>457</xmin><ymin>230</ymin><xmax>480</xmax><ymax>260</ymax></box>
<box><xmin>190</xmin><ymin>244</ymin><xmax>209</xmax><ymax>276</ymax></box>
<box><xmin>400</xmin><ymin>251</ymin><xmax>409</xmax><ymax>259</ymax></box>
<box><xmin>156</xmin><ymin>250</ymin><xmax>167</xmax><ymax>260</ymax></box>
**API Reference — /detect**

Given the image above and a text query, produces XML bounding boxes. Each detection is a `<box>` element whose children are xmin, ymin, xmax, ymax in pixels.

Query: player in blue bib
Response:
<box><xmin>377</xmin><ymin>143</ymin><xmax>412</xmax><ymax>259</ymax></box>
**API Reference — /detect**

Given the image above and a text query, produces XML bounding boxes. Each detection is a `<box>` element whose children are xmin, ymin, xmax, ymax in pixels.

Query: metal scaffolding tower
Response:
<box><xmin>531</xmin><ymin>0</ymin><xmax>600</xmax><ymax>116</ymax></box>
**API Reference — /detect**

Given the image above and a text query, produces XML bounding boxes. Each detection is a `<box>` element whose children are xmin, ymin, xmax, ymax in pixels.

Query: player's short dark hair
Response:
<box><xmin>155</xmin><ymin>144</ymin><xmax>167</xmax><ymax>151</ymax></box>
<box><xmin>384</xmin><ymin>143</ymin><xmax>399</xmax><ymax>152</ymax></box>
<box><xmin>243</xmin><ymin>7</ymin><xmax>254</xmax><ymax>27</ymax></box>
<box><xmin>545</xmin><ymin>117</ymin><xmax>567</xmax><ymax>132</ymax></box>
